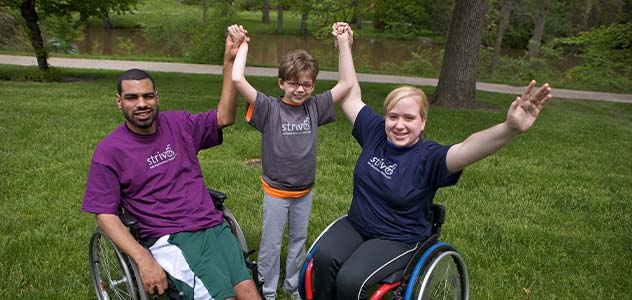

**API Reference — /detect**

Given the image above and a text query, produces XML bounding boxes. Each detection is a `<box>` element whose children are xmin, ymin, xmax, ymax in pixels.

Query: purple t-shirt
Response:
<box><xmin>81</xmin><ymin>110</ymin><xmax>224</xmax><ymax>238</ymax></box>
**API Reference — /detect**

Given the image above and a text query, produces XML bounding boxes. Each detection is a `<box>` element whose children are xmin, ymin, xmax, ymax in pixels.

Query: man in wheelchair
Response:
<box><xmin>82</xmin><ymin>29</ymin><xmax>261</xmax><ymax>300</ymax></box>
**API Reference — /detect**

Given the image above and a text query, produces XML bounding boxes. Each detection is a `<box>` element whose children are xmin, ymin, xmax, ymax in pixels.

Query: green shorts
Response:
<box><xmin>157</xmin><ymin>223</ymin><xmax>251</xmax><ymax>300</ymax></box>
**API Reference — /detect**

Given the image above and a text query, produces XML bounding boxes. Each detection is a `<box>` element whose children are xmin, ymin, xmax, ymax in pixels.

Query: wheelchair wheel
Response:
<box><xmin>404</xmin><ymin>243</ymin><xmax>468</xmax><ymax>300</ymax></box>
<box><xmin>223</xmin><ymin>207</ymin><xmax>249</xmax><ymax>253</ymax></box>
<box><xmin>89</xmin><ymin>227</ymin><xmax>147</xmax><ymax>300</ymax></box>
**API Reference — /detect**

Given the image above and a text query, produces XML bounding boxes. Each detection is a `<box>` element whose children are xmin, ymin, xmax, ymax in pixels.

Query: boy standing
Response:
<box><xmin>230</xmin><ymin>23</ymin><xmax>355</xmax><ymax>299</ymax></box>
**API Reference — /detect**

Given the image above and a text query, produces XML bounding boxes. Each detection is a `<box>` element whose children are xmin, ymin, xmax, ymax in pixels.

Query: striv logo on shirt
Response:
<box><xmin>368</xmin><ymin>156</ymin><xmax>397</xmax><ymax>179</ymax></box>
<box><xmin>146</xmin><ymin>144</ymin><xmax>178</xmax><ymax>169</ymax></box>
<box><xmin>281</xmin><ymin>117</ymin><xmax>311</xmax><ymax>135</ymax></box>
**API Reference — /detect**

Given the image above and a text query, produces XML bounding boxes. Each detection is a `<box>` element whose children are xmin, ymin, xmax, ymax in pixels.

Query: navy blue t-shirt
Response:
<box><xmin>347</xmin><ymin>106</ymin><xmax>462</xmax><ymax>243</ymax></box>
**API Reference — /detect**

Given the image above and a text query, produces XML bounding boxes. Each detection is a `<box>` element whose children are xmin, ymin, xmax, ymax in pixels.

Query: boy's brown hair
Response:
<box><xmin>278</xmin><ymin>49</ymin><xmax>319</xmax><ymax>82</ymax></box>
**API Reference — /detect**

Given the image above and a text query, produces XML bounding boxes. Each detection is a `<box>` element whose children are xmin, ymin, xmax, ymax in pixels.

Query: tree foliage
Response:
<box><xmin>0</xmin><ymin>0</ymin><xmax>139</xmax><ymax>70</ymax></box>
<box><xmin>142</xmin><ymin>5</ymin><xmax>235</xmax><ymax>64</ymax></box>
<box><xmin>0</xmin><ymin>6</ymin><xmax>30</xmax><ymax>50</ymax></box>
<box><xmin>561</xmin><ymin>22</ymin><xmax>632</xmax><ymax>73</ymax></box>
<box><xmin>373</xmin><ymin>0</ymin><xmax>427</xmax><ymax>34</ymax></box>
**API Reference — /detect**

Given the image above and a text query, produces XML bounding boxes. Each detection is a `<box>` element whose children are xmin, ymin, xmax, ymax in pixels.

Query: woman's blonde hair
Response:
<box><xmin>383</xmin><ymin>86</ymin><xmax>429</xmax><ymax>118</ymax></box>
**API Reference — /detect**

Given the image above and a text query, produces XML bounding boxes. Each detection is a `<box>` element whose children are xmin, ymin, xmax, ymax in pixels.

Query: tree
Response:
<box><xmin>274</xmin><ymin>0</ymin><xmax>292</xmax><ymax>33</ymax></box>
<box><xmin>202</xmin><ymin>0</ymin><xmax>208</xmax><ymax>26</ymax></box>
<box><xmin>66</xmin><ymin>0</ymin><xmax>138</xmax><ymax>30</ymax></box>
<box><xmin>432</xmin><ymin>0</ymin><xmax>488</xmax><ymax>107</ymax></box>
<box><xmin>292</xmin><ymin>0</ymin><xmax>314</xmax><ymax>34</ymax></box>
<box><xmin>526</xmin><ymin>0</ymin><xmax>549</xmax><ymax>59</ymax></box>
<box><xmin>1</xmin><ymin>0</ymin><xmax>139</xmax><ymax>70</ymax></box>
<box><xmin>374</xmin><ymin>0</ymin><xmax>428</xmax><ymax>34</ymax></box>
<box><xmin>0</xmin><ymin>0</ymin><xmax>49</xmax><ymax>70</ymax></box>
<box><xmin>262</xmin><ymin>0</ymin><xmax>270</xmax><ymax>24</ymax></box>
<box><xmin>490</xmin><ymin>0</ymin><xmax>512</xmax><ymax>74</ymax></box>
<box><xmin>276</xmin><ymin>2</ymin><xmax>283</xmax><ymax>33</ymax></box>
<box><xmin>350</xmin><ymin>0</ymin><xmax>361</xmax><ymax>28</ymax></box>
<box><xmin>309</xmin><ymin>0</ymin><xmax>371</xmax><ymax>32</ymax></box>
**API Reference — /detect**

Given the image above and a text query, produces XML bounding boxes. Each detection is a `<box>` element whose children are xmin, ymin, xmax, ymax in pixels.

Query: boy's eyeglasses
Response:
<box><xmin>122</xmin><ymin>92</ymin><xmax>157</xmax><ymax>100</ymax></box>
<box><xmin>286</xmin><ymin>81</ymin><xmax>314</xmax><ymax>90</ymax></box>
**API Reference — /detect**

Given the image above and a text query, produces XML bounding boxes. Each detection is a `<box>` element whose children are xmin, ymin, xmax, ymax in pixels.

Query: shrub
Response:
<box><xmin>478</xmin><ymin>47</ymin><xmax>556</xmax><ymax>85</ymax></box>
<box><xmin>0</xmin><ymin>6</ymin><xmax>31</xmax><ymax>51</ymax></box>
<box><xmin>378</xmin><ymin>48</ymin><xmax>440</xmax><ymax>77</ymax></box>
<box><xmin>189</xmin><ymin>9</ymin><xmax>235</xmax><ymax>64</ymax></box>
<box><xmin>141</xmin><ymin>6</ymin><xmax>234</xmax><ymax>63</ymax></box>
<box><xmin>0</xmin><ymin>66</ymin><xmax>63</xmax><ymax>82</ymax></box>
<box><xmin>373</xmin><ymin>0</ymin><xmax>428</xmax><ymax>35</ymax></box>
<box><xmin>141</xmin><ymin>14</ymin><xmax>197</xmax><ymax>57</ymax></box>
<box><xmin>561</xmin><ymin>62</ymin><xmax>631</xmax><ymax>93</ymax></box>
<box><xmin>41</xmin><ymin>16</ymin><xmax>84</xmax><ymax>54</ymax></box>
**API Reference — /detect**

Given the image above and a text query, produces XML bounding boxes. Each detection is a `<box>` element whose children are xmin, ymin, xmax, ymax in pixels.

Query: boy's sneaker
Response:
<box><xmin>289</xmin><ymin>290</ymin><xmax>301</xmax><ymax>300</ymax></box>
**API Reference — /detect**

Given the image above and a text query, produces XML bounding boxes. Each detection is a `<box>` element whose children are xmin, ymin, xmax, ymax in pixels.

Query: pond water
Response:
<box><xmin>77</xmin><ymin>27</ymin><xmax>578</xmax><ymax>71</ymax></box>
<box><xmin>77</xmin><ymin>27</ymin><xmax>438</xmax><ymax>69</ymax></box>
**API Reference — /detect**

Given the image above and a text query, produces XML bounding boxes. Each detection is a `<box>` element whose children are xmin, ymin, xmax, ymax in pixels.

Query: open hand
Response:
<box><xmin>506</xmin><ymin>80</ymin><xmax>553</xmax><ymax>133</ymax></box>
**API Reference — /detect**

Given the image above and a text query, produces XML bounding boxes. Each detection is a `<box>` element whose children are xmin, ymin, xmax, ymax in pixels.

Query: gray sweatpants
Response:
<box><xmin>258</xmin><ymin>190</ymin><xmax>313</xmax><ymax>300</ymax></box>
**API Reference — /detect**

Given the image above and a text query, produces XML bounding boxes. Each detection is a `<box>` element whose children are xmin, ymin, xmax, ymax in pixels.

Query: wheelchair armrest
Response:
<box><xmin>431</xmin><ymin>204</ymin><xmax>445</xmax><ymax>236</ymax></box>
<box><xmin>119</xmin><ymin>212</ymin><xmax>139</xmax><ymax>228</ymax></box>
<box><xmin>118</xmin><ymin>212</ymin><xmax>141</xmax><ymax>241</ymax></box>
<box><xmin>207</xmin><ymin>188</ymin><xmax>227</xmax><ymax>210</ymax></box>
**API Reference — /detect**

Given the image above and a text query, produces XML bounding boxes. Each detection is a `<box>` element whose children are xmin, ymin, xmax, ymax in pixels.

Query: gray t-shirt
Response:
<box><xmin>247</xmin><ymin>90</ymin><xmax>335</xmax><ymax>191</ymax></box>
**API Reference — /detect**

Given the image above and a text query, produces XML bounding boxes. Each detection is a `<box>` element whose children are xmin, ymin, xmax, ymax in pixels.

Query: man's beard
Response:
<box><xmin>123</xmin><ymin>105</ymin><xmax>159</xmax><ymax>129</ymax></box>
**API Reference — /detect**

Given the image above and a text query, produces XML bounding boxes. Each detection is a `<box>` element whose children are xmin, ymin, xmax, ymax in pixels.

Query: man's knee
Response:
<box><xmin>234</xmin><ymin>279</ymin><xmax>261</xmax><ymax>300</ymax></box>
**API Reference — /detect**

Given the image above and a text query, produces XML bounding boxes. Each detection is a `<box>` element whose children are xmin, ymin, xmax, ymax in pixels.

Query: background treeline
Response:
<box><xmin>1</xmin><ymin>0</ymin><xmax>631</xmax><ymax>93</ymax></box>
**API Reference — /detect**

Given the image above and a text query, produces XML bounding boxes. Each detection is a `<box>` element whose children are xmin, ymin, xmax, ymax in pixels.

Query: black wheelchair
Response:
<box><xmin>88</xmin><ymin>189</ymin><xmax>260</xmax><ymax>300</ymax></box>
<box><xmin>298</xmin><ymin>204</ymin><xmax>469</xmax><ymax>300</ymax></box>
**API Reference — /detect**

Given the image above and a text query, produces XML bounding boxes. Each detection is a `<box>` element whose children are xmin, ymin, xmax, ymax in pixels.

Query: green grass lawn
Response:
<box><xmin>0</xmin><ymin>66</ymin><xmax>631</xmax><ymax>299</ymax></box>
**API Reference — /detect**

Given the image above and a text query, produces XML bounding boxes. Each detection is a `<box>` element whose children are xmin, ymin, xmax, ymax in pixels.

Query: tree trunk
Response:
<box><xmin>202</xmin><ymin>0</ymin><xmax>208</xmax><ymax>26</ymax></box>
<box><xmin>490</xmin><ymin>0</ymin><xmax>512</xmax><ymax>74</ymax></box>
<box><xmin>276</xmin><ymin>4</ymin><xmax>283</xmax><ymax>33</ymax></box>
<box><xmin>527</xmin><ymin>0</ymin><xmax>549</xmax><ymax>59</ymax></box>
<box><xmin>76</xmin><ymin>11</ymin><xmax>89</xmax><ymax>29</ymax></box>
<box><xmin>262</xmin><ymin>0</ymin><xmax>270</xmax><ymax>24</ymax></box>
<box><xmin>101</xmin><ymin>10</ymin><xmax>113</xmax><ymax>30</ymax></box>
<box><xmin>19</xmin><ymin>0</ymin><xmax>48</xmax><ymax>70</ymax></box>
<box><xmin>300</xmin><ymin>12</ymin><xmax>308</xmax><ymax>34</ymax></box>
<box><xmin>351</xmin><ymin>0</ymin><xmax>362</xmax><ymax>29</ymax></box>
<box><xmin>432</xmin><ymin>0</ymin><xmax>488</xmax><ymax>107</ymax></box>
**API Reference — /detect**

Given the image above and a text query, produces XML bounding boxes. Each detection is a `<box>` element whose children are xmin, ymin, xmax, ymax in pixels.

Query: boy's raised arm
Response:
<box><xmin>229</xmin><ymin>25</ymin><xmax>257</xmax><ymax>105</ymax></box>
<box><xmin>330</xmin><ymin>22</ymin><xmax>356</xmax><ymax>103</ymax></box>
<box><xmin>332</xmin><ymin>22</ymin><xmax>365</xmax><ymax>125</ymax></box>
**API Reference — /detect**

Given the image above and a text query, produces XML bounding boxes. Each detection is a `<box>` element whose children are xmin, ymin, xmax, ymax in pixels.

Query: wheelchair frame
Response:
<box><xmin>88</xmin><ymin>189</ymin><xmax>260</xmax><ymax>300</ymax></box>
<box><xmin>298</xmin><ymin>204</ymin><xmax>469</xmax><ymax>300</ymax></box>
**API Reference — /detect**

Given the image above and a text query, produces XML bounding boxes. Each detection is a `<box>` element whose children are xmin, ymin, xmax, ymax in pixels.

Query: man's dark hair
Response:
<box><xmin>117</xmin><ymin>69</ymin><xmax>156</xmax><ymax>95</ymax></box>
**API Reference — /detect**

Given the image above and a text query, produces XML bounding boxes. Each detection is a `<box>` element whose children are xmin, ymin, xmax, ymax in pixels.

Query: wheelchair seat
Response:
<box><xmin>88</xmin><ymin>188</ymin><xmax>261</xmax><ymax>300</ymax></box>
<box><xmin>298</xmin><ymin>204</ymin><xmax>469</xmax><ymax>300</ymax></box>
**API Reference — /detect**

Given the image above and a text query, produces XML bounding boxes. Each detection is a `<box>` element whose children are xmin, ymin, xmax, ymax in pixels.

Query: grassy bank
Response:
<box><xmin>0</xmin><ymin>66</ymin><xmax>631</xmax><ymax>299</ymax></box>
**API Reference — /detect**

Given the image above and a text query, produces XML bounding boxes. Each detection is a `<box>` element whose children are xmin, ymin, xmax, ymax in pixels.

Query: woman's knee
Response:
<box><xmin>335</xmin><ymin>264</ymin><xmax>367</xmax><ymax>299</ymax></box>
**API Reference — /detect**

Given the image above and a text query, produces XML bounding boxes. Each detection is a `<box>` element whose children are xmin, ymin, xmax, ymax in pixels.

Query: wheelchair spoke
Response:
<box><xmin>407</xmin><ymin>248</ymin><xmax>467</xmax><ymax>300</ymax></box>
<box><xmin>427</xmin><ymin>258</ymin><xmax>460</xmax><ymax>299</ymax></box>
<box><xmin>421</xmin><ymin>253</ymin><xmax>462</xmax><ymax>300</ymax></box>
<box><xmin>103</xmin><ymin>244</ymin><xmax>133</xmax><ymax>299</ymax></box>
<box><xmin>93</xmin><ymin>233</ymin><xmax>135</xmax><ymax>300</ymax></box>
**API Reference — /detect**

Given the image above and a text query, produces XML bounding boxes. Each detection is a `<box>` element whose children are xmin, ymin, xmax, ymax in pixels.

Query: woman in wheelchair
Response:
<box><xmin>305</xmin><ymin>23</ymin><xmax>553</xmax><ymax>300</ymax></box>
